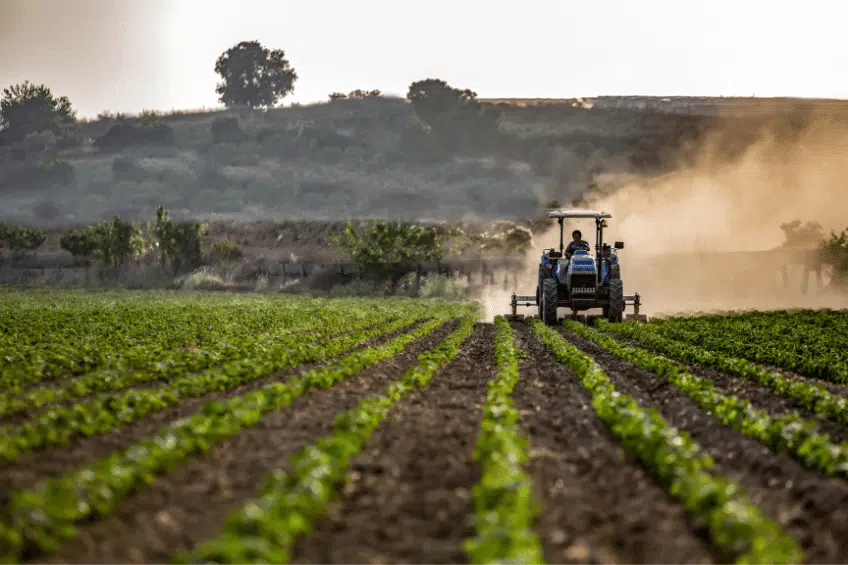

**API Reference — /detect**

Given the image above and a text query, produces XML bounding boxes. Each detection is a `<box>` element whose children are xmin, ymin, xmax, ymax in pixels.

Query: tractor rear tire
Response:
<box><xmin>536</xmin><ymin>284</ymin><xmax>542</xmax><ymax>320</ymax></box>
<box><xmin>607</xmin><ymin>279</ymin><xmax>624</xmax><ymax>323</ymax></box>
<box><xmin>541</xmin><ymin>278</ymin><xmax>558</xmax><ymax>325</ymax></box>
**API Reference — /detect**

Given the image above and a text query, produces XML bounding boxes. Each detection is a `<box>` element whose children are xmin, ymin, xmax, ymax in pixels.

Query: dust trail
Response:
<box><xmin>480</xmin><ymin>109</ymin><xmax>848</xmax><ymax>320</ymax></box>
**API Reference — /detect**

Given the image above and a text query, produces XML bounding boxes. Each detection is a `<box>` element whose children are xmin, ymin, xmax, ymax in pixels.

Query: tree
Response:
<box><xmin>331</xmin><ymin>220</ymin><xmax>446</xmax><ymax>291</ymax></box>
<box><xmin>0</xmin><ymin>81</ymin><xmax>76</xmax><ymax>144</ymax></box>
<box><xmin>0</xmin><ymin>224</ymin><xmax>46</xmax><ymax>258</ymax></box>
<box><xmin>214</xmin><ymin>41</ymin><xmax>298</xmax><ymax>108</ymax></box>
<box><xmin>405</xmin><ymin>78</ymin><xmax>502</xmax><ymax>152</ymax></box>
<box><xmin>59</xmin><ymin>217</ymin><xmax>143</xmax><ymax>268</ymax></box>
<box><xmin>820</xmin><ymin>228</ymin><xmax>848</xmax><ymax>289</ymax></box>
<box><xmin>153</xmin><ymin>205</ymin><xmax>205</xmax><ymax>274</ymax></box>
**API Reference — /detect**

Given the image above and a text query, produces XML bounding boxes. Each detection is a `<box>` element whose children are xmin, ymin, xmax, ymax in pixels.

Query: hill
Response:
<box><xmin>0</xmin><ymin>94</ymin><xmax>725</xmax><ymax>227</ymax></box>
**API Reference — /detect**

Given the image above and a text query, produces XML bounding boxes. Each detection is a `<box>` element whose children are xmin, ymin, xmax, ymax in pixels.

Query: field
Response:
<box><xmin>1</xmin><ymin>290</ymin><xmax>848</xmax><ymax>564</ymax></box>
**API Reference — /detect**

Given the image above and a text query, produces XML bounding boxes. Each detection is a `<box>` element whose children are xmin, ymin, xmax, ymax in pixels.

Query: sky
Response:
<box><xmin>1</xmin><ymin>0</ymin><xmax>846</xmax><ymax>118</ymax></box>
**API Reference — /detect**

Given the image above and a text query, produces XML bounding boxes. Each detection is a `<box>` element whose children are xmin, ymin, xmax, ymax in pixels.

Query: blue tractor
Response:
<box><xmin>508</xmin><ymin>209</ymin><xmax>647</xmax><ymax>324</ymax></box>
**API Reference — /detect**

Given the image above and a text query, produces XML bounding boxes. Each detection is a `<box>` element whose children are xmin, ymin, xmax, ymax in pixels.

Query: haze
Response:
<box><xmin>1</xmin><ymin>0</ymin><xmax>847</xmax><ymax>118</ymax></box>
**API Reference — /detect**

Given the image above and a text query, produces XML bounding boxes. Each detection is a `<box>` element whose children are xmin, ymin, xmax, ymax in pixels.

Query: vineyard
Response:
<box><xmin>1</xmin><ymin>290</ymin><xmax>847</xmax><ymax>564</ymax></box>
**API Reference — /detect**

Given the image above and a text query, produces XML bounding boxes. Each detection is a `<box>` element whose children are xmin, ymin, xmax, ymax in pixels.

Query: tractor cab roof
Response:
<box><xmin>548</xmin><ymin>209</ymin><xmax>612</xmax><ymax>219</ymax></box>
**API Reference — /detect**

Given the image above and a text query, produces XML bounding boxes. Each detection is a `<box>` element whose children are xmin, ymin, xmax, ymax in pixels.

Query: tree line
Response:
<box><xmin>0</xmin><ymin>39</ymin><xmax>500</xmax><ymax>156</ymax></box>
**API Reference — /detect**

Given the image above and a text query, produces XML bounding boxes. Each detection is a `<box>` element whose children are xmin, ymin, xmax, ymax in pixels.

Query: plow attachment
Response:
<box><xmin>505</xmin><ymin>292</ymin><xmax>648</xmax><ymax>322</ymax></box>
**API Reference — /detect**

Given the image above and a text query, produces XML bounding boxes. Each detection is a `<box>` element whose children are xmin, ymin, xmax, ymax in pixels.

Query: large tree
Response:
<box><xmin>0</xmin><ymin>81</ymin><xmax>76</xmax><ymax>144</ymax></box>
<box><xmin>214</xmin><ymin>41</ymin><xmax>298</xmax><ymax>108</ymax></box>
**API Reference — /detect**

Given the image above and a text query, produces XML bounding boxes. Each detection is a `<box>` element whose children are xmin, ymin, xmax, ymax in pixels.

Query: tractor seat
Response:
<box><xmin>546</xmin><ymin>250</ymin><xmax>562</xmax><ymax>258</ymax></box>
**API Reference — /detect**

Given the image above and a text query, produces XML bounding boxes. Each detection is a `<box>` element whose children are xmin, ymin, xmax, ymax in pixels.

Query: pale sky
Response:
<box><xmin>1</xmin><ymin>0</ymin><xmax>846</xmax><ymax>118</ymax></box>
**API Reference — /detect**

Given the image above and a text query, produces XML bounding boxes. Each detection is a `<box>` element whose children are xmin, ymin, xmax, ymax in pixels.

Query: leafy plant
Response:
<box><xmin>59</xmin><ymin>217</ymin><xmax>143</xmax><ymax>267</ymax></box>
<box><xmin>331</xmin><ymin>220</ymin><xmax>446</xmax><ymax>288</ymax></box>
<box><xmin>0</xmin><ymin>224</ymin><xmax>46</xmax><ymax>257</ymax></box>
<box><xmin>153</xmin><ymin>205</ymin><xmax>205</xmax><ymax>274</ymax></box>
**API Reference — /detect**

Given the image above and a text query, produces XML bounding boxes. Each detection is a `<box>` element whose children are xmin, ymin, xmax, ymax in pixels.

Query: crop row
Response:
<box><xmin>463</xmin><ymin>316</ymin><xmax>544</xmax><ymax>564</ymax></box>
<box><xmin>0</xmin><ymin>295</ymin><xmax>404</xmax><ymax>389</ymax></box>
<box><xmin>599</xmin><ymin>320</ymin><xmax>848</xmax><ymax>427</ymax></box>
<box><xmin>567</xmin><ymin>322</ymin><xmax>848</xmax><ymax>480</ymax></box>
<box><xmin>179</xmin><ymin>312</ymin><xmax>477</xmax><ymax>563</ymax></box>
<box><xmin>529</xmin><ymin>318</ymin><xmax>804</xmax><ymax>564</ymax></box>
<box><xmin>0</xmin><ymin>306</ymin><xmax>475</xmax><ymax>562</ymax></box>
<box><xmin>651</xmin><ymin>311</ymin><xmax>848</xmax><ymax>383</ymax></box>
<box><xmin>0</xmin><ymin>309</ymin><xmax>408</xmax><ymax>418</ymax></box>
<box><xmin>0</xmin><ymin>303</ymin><xmax>447</xmax><ymax>463</ymax></box>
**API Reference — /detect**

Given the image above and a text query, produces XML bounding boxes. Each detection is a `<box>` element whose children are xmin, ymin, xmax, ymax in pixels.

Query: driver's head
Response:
<box><xmin>572</xmin><ymin>230</ymin><xmax>582</xmax><ymax>242</ymax></box>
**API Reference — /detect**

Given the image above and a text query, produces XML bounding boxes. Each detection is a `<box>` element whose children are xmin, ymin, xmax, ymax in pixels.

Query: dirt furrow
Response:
<box><xmin>290</xmin><ymin>323</ymin><xmax>493</xmax><ymax>564</ymax></box>
<box><xmin>293</xmin><ymin>324</ymin><xmax>490</xmax><ymax>563</ymax></box>
<box><xmin>39</xmin><ymin>319</ymin><xmax>459</xmax><ymax>564</ymax></box>
<box><xmin>0</xmin><ymin>320</ymin><xmax>424</xmax><ymax>499</ymax></box>
<box><xmin>615</xmin><ymin>335</ymin><xmax>848</xmax><ymax>444</ymax></box>
<box><xmin>512</xmin><ymin>324</ymin><xmax>716</xmax><ymax>564</ymax></box>
<box><xmin>560</xmin><ymin>329</ymin><xmax>848</xmax><ymax>564</ymax></box>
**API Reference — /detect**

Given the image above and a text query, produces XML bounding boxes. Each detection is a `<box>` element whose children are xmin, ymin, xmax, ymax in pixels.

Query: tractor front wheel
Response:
<box><xmin>541</xmin><ymin>278</ymin><xmax>558</xmax><ymax>325</ymax></box>
<box><xmin>607</xmin><ymin>278</ymin><xmax>624</xmax><ymax>323</ymax></box>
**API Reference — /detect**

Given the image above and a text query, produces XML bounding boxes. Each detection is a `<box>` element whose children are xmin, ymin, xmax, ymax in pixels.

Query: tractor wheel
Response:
<box><xmin>536</xmin><ymin>284</ymin><xmax>542</xmax><ymax>319</ymax></box>
<box><xmin>607</xmin><ymin>278</ymin><xmax>624</xmax><ymax>323</ymax></box>
<box><xmin>541</xmin><ymin>278</ymin><xmax>558</xmax><ymax>325</ymax></box>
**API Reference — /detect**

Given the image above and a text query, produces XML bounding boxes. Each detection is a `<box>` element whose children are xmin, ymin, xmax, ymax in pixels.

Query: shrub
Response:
<box><xmin>59</xmin><ymin>216</ymin><xmax>144</xmax><ymax>267</ymax></box>
<box><xmin>0</xmin><ymin>224</ymin><xmax>47</xmax><ymax>257</ymax></box>
<box><xmin>93</xmin><ymin>121</ymin><xmax>175</xmax><ymax>152</ymax></box>
<box><xmin>153</xmin><ymin>205</ymin><xmax>205</xmax><ymax>274</ymax></box>
<box><xmin>210</xmin><ymin>116</ymin><xmax>245</xmax><ymax>144</ymax></box>
<box><xmin>419</xmin><ymin>273</ymin><xmax>470</xmax><ymax>300</ymax></box>
<box><xmin>208</xmin><ymin>237</ymin><xmax>244</xmax><ymax>263</ymax></box>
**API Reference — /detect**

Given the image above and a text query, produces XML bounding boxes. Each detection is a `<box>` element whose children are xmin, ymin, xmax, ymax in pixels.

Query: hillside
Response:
<box><xmin>0</xmin><ymin>95</ymin><xmax>722</xmax><ymax>227</ymax></box>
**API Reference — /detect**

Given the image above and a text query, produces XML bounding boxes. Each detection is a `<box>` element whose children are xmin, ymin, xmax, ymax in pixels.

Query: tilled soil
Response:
<box><xmin>290</xmin><ymin>323</ymin><xmax>493</xmax><ymax>564</ymax></box>
<box><xmin>512</xmin><ymin>324</ymin><xmax>716</xmax><ymax>564</ymax></box>
<box><xmin>559</xmin><ymin>328</ymin><xmax>848</xmax><ymax>564</ymax></box>
<box><xmin>615</xmin><ymin>335</ymin><xmax>848</xmax><ymax>443</ymax></box>
<box><xmin>0</xmin><ymin>320</ymin><xmax>424</xmax><ymax>502</ymax></box>
<box><xmin>40</xmin><ymin>318</ymin><xmax>459</xmax><ymax>564</ymax></box>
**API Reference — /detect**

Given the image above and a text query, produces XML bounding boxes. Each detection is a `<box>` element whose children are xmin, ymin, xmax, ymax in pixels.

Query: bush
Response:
<box><xmin>33</xmin><ymin>200</ymin><xmax>60</xmax><ymax>220</ymax></box>
<box><xmin>0</xmin><ymin>224</ymin><xmax>47</xmax><ymax>257</ymax></box>
<box><xmin>93</xmin><ymin>121</ymin><xmax>175</xmax><ymax>152</ymax></box>
<box><xmin>153</xmin><ymin>205</ymin><xmax>205</xmax><ymax>274</ymax></box>
<box><xmin>419</xmin><ymin>273</ymin><xmax>470</xmax><ymax>300</ymax></box>
<box><xmin>208</xmin><ymin>237</ymin><xmax>244</xmax><ymax>263</ymax></box>
<box><xmin>59</xmin><ymin>216</ymin><xmax>144</xmax><ymax>267</ymax></box>
<box><xmin>173</xmin><ymin>267</ymin><xmax>227</xmax><ymax>290</ymax></box>
<box><xmin>210</xmin><ymin>116</ymin><xmax>245</xmax><ymax>144</ymax></box>
<box><xmin>111</xmin><ymin>155</ymin><xmax>144</xmax><ymax>181</ymax></box>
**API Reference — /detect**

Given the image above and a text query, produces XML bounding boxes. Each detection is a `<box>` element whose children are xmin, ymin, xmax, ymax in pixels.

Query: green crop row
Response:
<box><xmin>566</xmin><ymin>322</ymin><xmax>848</xmax><ymax>480</ymax></box>
<box><xmin>0</xmin><ymin>306</ymin><xmax>435</xmax><ymax>463</ymax></box>
<box><xmin>0</xmin><ymin>309</ymin><xmax>407</xmax><ymax>418</ymax></box>
<box><xmin>599</xmin><ymin>320</ymin><xmax>848</xmax><ymax>426</ymax></box>
<box><xmin>178</xmin><ymin>312</ymin><xmax>477</xmax><ymax>564</ymax></box>
<box><xmin>529</xmin><ymin>318</ymin><xmax>803</xmax><ymax>564</ymax></box>
<box><xmin>0</xmin><ymin>295</ymin><xmax>379</xmax><ymax>389</ymax></box>
<box><xmin>651</xmin><ymin>312</ymin><xmax>848</xmax><ymax>383</ymax></box>
<box><xmin>0</xmin><ymin>307</ymin><xmax>474</xmax><ymax>563</ymax></box>
<box><xmin>463</xmin><ymin>316</ymin><xmax>544</xmax><ymax>564</ymax></box>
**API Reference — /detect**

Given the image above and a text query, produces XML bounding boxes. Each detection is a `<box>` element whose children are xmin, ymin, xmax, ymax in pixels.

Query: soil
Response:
<box><xmin>291</xmin><ymin>323</ymin><xmax>492</xmax><ymax>564</ymax></box>
<box><xmin>7</xmin><ymin>318</ymin><xmax>848</xmax><ymax>564</ymax></box>
<box><xmin>36</xmin><ymin>319</ymin><xmax>459</xmax><ymax>564</ymax></box>
<box><xmin>0</xmin><ymin>319</ymin><xmax>423</xmax><ymax>498</ymax></box>
<box><xmin>510</xmin><ymin>324</ymin><xmax>716</xmax><ymax>564</ymax></box>
<box><xmin>558</xmin><ymin>328</ymin><xmax>848</xmax><ymax>564</ymax></box>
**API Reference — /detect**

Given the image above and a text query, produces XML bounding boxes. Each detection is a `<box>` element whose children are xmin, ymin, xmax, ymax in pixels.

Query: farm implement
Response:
<box><xmin>507</xmin><ymin>209</ymin><xmax>647</xmax><ymax>324</ymax></box>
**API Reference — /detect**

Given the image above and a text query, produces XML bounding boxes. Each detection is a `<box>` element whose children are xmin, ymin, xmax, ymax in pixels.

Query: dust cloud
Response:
<box><xmin>479</xmin><ymin>110</ymin><xmax>848</xmax><ymax>321</ymax></box>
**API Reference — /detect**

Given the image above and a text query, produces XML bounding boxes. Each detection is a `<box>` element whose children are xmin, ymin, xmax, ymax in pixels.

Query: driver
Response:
<box><xmin>564</xmin><ymin>230</ymin><xmax>590</xmax><ymax>259</ymax></box>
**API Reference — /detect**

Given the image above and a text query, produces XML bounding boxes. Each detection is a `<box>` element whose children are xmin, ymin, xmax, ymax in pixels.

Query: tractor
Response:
<box><xmin>507</xmin><ymin>209</ymin><xmax>647</xmax><ymax>324</ymax></box>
